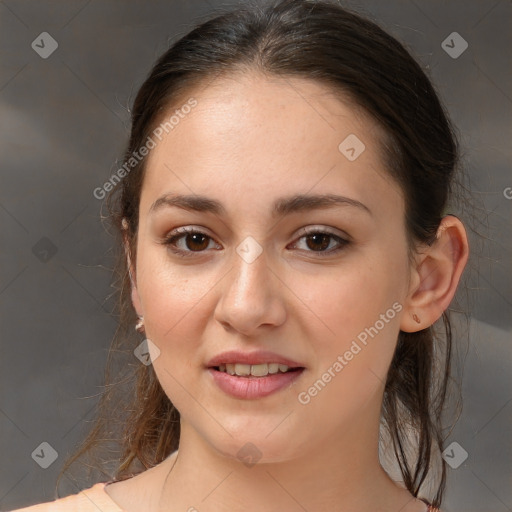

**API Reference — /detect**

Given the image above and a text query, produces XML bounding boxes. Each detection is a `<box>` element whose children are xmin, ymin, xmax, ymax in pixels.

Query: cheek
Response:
<box><xmin>137</xmin><ymin>263</ymin><xmax>210</xmax><ymax>411</ymax></box>
<box><xmin>291</xmin><ymin>259</ymin><xmax>399</xmax><ymax>341</ymax></box>
<box><xmin>134</xmin><ymin>254</ymin><xmax>214</xmax><ymax>395</ymax></box>
<box><xmin>291</xmin><ymin>269</ymin><xmax>403</xmax><ymax>433</ymax></box>
<box><xmin>136</xmin><ymin>247</ymin><xmax>210</xmax><ymax>336</ymax></box>
<box><xmin>290</xmin><ymin>249</ymin><xmax>407</xmax><ymax>384</ymax></box>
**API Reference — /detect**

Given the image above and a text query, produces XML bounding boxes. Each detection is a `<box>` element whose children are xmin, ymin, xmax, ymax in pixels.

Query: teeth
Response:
<box><xmin>235</xmin><ymin>363</ymin><xmax>251</xmax><ymax>376</ymax></box>
<box><xmin>251</xmin><ymin>364</ymin><xmax>268</xmax><ymax>377</ymax></box>
<box><xmin>218</xmin><ymin>363</ymin><xmax>293</xmax><ymax>377</ymax></box>
<box><xmin>268</xmin><ymin>363</ymin><xmax>279</xmax><ymax>374</ymax></box>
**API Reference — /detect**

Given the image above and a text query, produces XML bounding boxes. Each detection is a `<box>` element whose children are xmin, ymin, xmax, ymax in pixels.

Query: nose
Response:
<box><xmin>213</xmin><ymin>245</ymin><xmax>287</xmax><ymax>336</ymax></box>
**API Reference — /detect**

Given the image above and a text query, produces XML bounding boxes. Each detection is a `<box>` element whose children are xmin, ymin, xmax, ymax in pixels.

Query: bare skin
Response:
<box><xmin>105</xmin><ymin>72</ymin><xmax>468</xmax><ymax>512</ymax></box>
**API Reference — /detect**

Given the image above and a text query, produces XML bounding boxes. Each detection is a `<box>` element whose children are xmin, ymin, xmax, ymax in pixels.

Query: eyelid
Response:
<box><xmin>296</xmin><ymin>225</ymin><xmax>351</xmax><ymax>240</ymax></box>
<box><xmin>161</xmin><ymin>224</ymin><xmax>351</xmax><ymax>257</ymax></box>
<box><xmin>162</xmin><ymin>225</ymin><xmax>217</xmax><ymax>242</ymax></box>
<box><xmin>165</xmin><ymin>225</ymin><xmax>349</xmax><ymax>241</ymax></box>
<box><xmin>288</xmin><ymin>226</ymin><xmax>350</xmax><ymax>256</ymax></box>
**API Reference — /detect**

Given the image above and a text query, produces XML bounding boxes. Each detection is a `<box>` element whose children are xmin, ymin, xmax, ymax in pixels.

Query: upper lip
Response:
<box><xmin>206</xmin><ymin>350</ymin><xmax>305</xmax><ymax>369</ymax></box>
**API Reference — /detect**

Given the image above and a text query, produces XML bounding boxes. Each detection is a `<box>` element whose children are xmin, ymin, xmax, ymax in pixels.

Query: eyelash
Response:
<box><xmin>160</xmin><ymin>226</ymin><xmax>350</xmax><ymax>258</ymax></box>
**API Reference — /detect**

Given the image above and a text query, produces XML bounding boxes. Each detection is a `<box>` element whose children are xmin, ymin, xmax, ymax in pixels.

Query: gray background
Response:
<box><xmin>1</xmin><ymin>1</ymin><xmax>511</xmax><ymax>510</ymax></box>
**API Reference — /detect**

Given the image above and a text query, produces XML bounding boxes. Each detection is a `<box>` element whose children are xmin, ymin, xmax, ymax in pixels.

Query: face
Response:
<box><xmin>129</xmin><ymin>72</ymin><xmax>412</xmax><ymax>463</ymax></box>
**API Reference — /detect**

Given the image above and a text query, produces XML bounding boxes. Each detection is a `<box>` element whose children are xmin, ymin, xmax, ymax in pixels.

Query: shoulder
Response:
<box><xmin>8</xmin><ymin>482</ymin><xmax>124</xmax><ymax>512</ymax></box>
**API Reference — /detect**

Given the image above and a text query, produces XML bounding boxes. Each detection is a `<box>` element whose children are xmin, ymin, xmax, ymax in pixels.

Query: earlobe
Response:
<box><xmin>400</xmin><ymin>215</ymin><xmax>469</xmax><ymax>332</ymax></box>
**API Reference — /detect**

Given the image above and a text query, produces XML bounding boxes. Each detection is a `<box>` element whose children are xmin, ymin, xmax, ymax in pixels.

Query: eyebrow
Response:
<box><xmin>149</xmin><ymin>193</ymin><xmax>372</xmax><ymax>218</ymax></box>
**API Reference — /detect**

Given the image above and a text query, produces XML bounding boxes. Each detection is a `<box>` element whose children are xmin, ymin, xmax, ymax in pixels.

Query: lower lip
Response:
<box><xmin>207</xmin><ymin>368</ymin><xmax>305</xmax><ymax>399</ymax></box>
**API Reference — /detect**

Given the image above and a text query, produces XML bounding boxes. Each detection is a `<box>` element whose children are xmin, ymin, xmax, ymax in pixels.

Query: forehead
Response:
<box><xmin>139</xmin><ymin>71</ymin><xmax>401</xmax><ymax>220</ymax></box>
<box><xmin>154</xmin><ymin>71</ymin><xmax>374</xmax><ymax>148</ymax></box>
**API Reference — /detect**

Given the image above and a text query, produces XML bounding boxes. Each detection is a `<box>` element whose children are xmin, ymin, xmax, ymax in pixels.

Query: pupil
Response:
<box><xmin>187</xmin><ymin>233</ymin><xmax>209</xmax><ymax>251</ymax></box>
<box><xmin>184</xmin><ymin>233</ymin><xmax>331</xmax><ymax>252</ymax></box>
<box><xmin>306</xmin><ymin>233</ymin><xmax>329</xmax><ymax>251</ymax></box>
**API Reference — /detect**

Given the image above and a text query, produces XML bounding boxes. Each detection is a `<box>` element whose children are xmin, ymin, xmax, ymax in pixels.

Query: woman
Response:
<box><xmin>13</xmin><ymin>0</ymin><xmax>469</xmax><ymax>510</ymax></box>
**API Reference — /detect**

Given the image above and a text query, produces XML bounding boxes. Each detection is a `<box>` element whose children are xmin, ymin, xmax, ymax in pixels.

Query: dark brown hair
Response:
<box><xmin>59</xmin><ymin>1</ymin><xmax>466</xmax><ymax>507</ymax></box>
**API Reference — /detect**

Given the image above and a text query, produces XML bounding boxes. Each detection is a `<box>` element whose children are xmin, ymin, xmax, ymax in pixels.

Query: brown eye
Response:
<box><xmin>162</xmin><ymin>227</ymin><xmax>219</xmax><ymax>257</ymax></box>
<box><xmin>161</xmin><ymin>226</ymin><xmax>349</xmax><ymax>259</ymax></box>
<box><xmin>304</xmin><ymin>233</ymin><xmax>332</xmax><ymax>252</ymax></box>
<box><xmin>290</xmin><ymin>228</ymin><xmax>350</xmax><ymax>256</ymax></box>
<box><xmin>181</xmin><ymin>232</ymin><xmax>210</xmax><ymax>251</ymax></box>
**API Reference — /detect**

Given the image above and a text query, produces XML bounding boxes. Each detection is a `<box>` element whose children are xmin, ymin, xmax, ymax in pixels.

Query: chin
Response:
<box><xmin>207</xmin><ymin>429</ymin><xmax>306</xmax><ymax>467</ymax></box>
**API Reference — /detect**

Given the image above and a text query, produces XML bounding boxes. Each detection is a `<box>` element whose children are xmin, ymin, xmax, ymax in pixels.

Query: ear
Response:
<box><xmin>122</xmin><ymin>218</ymin><xmax>144</xmax><ymax>317</ymax></box>
<box><xmin>400</xmin><ymin>215</ymin><xmax>469</xmax><ymax>332</ymax></box>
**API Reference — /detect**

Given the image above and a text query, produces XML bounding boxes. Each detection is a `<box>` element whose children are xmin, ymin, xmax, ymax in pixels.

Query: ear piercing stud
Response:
<box><xmin>135</xmin><ymin>316</ymin><xmax>145</xmax><ymax>332</ymax></box>
<box><xmin>412</xmin><ymin>313</ymin><xmax>421</xmax><ymax>324</ymax></box>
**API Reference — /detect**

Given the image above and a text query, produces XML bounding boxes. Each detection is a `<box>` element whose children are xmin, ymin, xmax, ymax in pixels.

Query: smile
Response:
<box><xmin>214</xmin><ymin>363</ymin><xmax>299</xmax><ymax>377</ymax></box>
<box><xmin>208</xmin><ymin>366</ymin><xmax>305</xmax><ymax>399</ymax></box>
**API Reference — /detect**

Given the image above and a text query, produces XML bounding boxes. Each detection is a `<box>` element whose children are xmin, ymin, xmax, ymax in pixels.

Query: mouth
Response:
<box><xmin>207</xmin><ymin>363</ymin><xmax>306</xmax><ymax>399</ymax></box>
<box><xmin>205</xmin><ymin>350</ymin><xmax>306</xmax><ymax>399</ymax></box>
<box><xmin>210</xmin><ymin>363</ymin><xmax>304</xmax><ymax>377</ymax></box>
